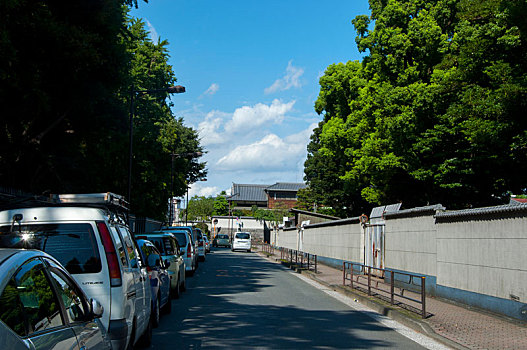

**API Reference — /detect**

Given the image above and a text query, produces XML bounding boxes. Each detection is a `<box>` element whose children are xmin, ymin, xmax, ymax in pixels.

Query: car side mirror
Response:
<box><xmin>90</xmin><ymin>298</ymin><xmax>104</xmax><ymax>318</ymax></box>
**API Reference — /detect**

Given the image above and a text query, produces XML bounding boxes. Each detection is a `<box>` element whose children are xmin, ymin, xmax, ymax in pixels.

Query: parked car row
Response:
<box><xmin>0</xmin><ymin>193</ymin><xmax>210</xmax><ymax>350</ymax></box>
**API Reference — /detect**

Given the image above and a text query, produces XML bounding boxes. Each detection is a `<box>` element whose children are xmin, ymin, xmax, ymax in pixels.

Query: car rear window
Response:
<box><xmin>0</xmin><ymin>223</ymin><xmax>102</xmax><ymax>274</ymax></box>
<box><xmin>172</xmin><ymin>232</ymin><xmax>188</xmax><ymax>247</ymax></box>
<box><xmin>235</xmin><ymin>233</ymin><xmax>250</xmax><ymax>240</ymax></box>
<box><xmin>218</xmin><ymin>234</ymin><xmax>229</xmax><ymax>239</ymax></box>
<box><xmin>163</xmin><ymin>237</ymin><xmax>178</xmax><ymax>255</ymax></box>
<box><xmin>147</xmin><ymin>237</ymin><xmax>165</xmax><ymax>254</ymax></box>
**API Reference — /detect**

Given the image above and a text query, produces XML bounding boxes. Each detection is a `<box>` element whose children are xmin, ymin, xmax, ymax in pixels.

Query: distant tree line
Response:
<box><xmin>0</xmin><ymin>0</ymin><xmax>206</xmax><ymax>220</ymax></box>
<box><xmin>304</xmin><ymin>0</ymin><xmax>527</xmax><ymax>217</ymax></box>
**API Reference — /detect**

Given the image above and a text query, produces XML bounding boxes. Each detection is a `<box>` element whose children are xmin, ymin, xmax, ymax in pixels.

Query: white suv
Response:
<box><xmin>232</xmin><ymin>232</ymin><xmax>252</xmax><ymax>252</ymax></box>
<box><xmin>0</xmin><ymin>193</ymin><xmax>152</xmax><ymax>350</ymax></box>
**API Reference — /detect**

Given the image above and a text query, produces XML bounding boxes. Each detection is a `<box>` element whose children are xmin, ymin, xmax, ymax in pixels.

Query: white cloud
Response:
<box><xmin>216</xmin><ymin>122</ymin><xmax>315</xmax><ymax>172</ymax></box>
<box><xmin>145</xmin><ymin>20</ymin><xmax>159</xmax><ymax>43</ymax></box>
<box><xmin>202</xmin><ymin>83</ymin><xmax>219</xmax><ymax>96</ymax></box>
<box><xmin>225</xmin><ymin>99</ymin><xmax>295</xmax><ymax>133</ymax></box>
<box><xmin>265</xmin><ymin>60</ymin><xmax>304</xmax><ymax>94</ymax></box>
<box><xmin>188</xmin><ymin>183</ymin><xmax>219</xmax><ymax>198</ymax></box>
<box><xmin>197</xmin><ymin>110</ymin><xmax>229</xmax><ymax>146</ymax></box>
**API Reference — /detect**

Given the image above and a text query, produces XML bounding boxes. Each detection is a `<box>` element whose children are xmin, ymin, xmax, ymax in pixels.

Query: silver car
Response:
<box><xmin>168</xmin><ymin>230</ymin><xmax>197</xmax><ymax>276</ymax></box>
<box><xmin>0</xmin><ymin>248</ymin><xmax>111</xmax><ymax>350</ymax></box>
<box><xmin>214</xmin><ymin>234</ymin><xmax>231</xmax><ymax>248</ymax></box>
<box><xmin>0</xmin><ymin>193</ymin><xmax>153</xmax><ymax>350</ymax></box>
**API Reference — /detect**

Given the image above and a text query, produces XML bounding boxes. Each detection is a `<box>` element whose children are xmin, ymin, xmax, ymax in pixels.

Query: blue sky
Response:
<box><xmin>130</xmin><ymin>0</ymin><xmax>370</xmax><ymax>198</ymax></box>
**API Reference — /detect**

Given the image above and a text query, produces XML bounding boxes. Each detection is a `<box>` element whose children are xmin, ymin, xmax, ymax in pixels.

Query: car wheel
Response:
<box><xmin>163</xmin><ymin>292</ymin><xmax>172</xmax><ymax>314</ymax></box>
<box><xmin>172</xmin><ymin>276</ymin><xmax>180</xmax><ymax>299</ymax></box>
<box><xmin>180</xmin><ymin>273</ymin><xmax>187</xmax><ymax>292</ymax></box>
<box><xmin>137</xmin><ymin>317</ymin><xmax>152</xmax><ymax>348</ymax></box>
<box><xmin>152</xmin><ymin>297</ymin><xmax>160</xmax><ymax>328</ymax></box>
<box><xmin>126</xmin><ymin>322</ymin><xmax>136</xmax><ymax>350</ymax></box>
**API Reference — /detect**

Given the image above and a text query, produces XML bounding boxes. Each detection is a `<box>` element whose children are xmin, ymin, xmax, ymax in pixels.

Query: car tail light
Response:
<box><xmin>96</xmin><ymin>221</ymin><xmax>122</xmax><ymax>287</ymax></box>
<box><xmin>187</xmin><ymin>243</ymin><xmax>192</xmax><ymax>258</ymax></box>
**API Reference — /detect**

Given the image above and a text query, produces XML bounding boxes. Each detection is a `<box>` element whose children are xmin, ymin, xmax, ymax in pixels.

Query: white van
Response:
<box><xmin>0</xmin><ymin>193</ymin><xmax>153</xmax><ymax>350</ymax></box>
<box><xmin>232</xmin><ymin>232</ymin><xmax>252</xmax><ymax>252</ymax></box>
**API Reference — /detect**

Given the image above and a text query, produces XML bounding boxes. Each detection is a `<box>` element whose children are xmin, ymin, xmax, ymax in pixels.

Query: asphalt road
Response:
<box><xmin>148</xmin><ymin>248</ymin><xmax>430</xmax><ymax>349</ymax></box>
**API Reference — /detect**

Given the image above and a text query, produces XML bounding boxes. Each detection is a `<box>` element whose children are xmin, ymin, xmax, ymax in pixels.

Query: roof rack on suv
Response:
<box><xmin>50</xmin><ymin>193</ymin><xmax>129</xmax><ymax>212</ymax></box>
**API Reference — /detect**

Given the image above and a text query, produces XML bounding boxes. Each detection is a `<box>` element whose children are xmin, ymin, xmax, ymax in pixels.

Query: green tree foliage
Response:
<box><xmin>186</xmin><ymin>195</ymin><xmax>214</xmax><ymax>222</ymax></box>
<box><xmin>251</xmin><ymin>204</ymin><xmax>289</xmax><ymax>225</ymax></box>
<box><xmin>0</xmin><ymin>0</ymin><xmax>131</xmax><ymax>194</ymax></box>
<box><xmin>306</xmin><ymin>0</ymin><xmax>527</xmax><ymax>214</ymax></box>
<box><xmin>213</xmin><ymin>192</ymin><xmax>229</xmax><ymax>216</ymax></box>
<box><xmin>123</xmin><ymin>18</ymin><xmax>206</xmax><ymax>219</ymax></box>
<box><xmin>0</xmin><ymin>1</ymin><xmax>206</xmax><ymax>220</ymax></box>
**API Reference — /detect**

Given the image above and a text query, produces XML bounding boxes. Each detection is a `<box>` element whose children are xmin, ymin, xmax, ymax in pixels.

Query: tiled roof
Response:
<box><xmin>229</xmin><ymin>184</ymin><xmax>270</xmax><ymax>202</ymax></box>
<box><xmin>435</xmin><ymin>203</ymin><xmax>527</xmax><ymax>220</ymax></box>
<box><xmin>265</xmin><ymin>182</ymin><xmax>307</xmax><ymax>192</ymax></box>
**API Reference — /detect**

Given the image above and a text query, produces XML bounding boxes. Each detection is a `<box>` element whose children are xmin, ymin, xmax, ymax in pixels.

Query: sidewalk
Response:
<box><xmin>257</xmin><ymin>248</ymin><xmax>527</xmax><ymax>350</ymax></box>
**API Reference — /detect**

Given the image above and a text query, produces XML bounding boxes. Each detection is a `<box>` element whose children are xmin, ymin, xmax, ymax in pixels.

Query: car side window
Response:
<box><xmin>1</xmin><ymin>258</ymin><xmax>64</xmax><ymax>335</ymax></box>
<box><xmin>0</xmin><ymin>277</ymin><xmax>26</xmax><ymax>336</ymax></box>
<box><xmin>48</xmin><ymin>269</ymin><xmax>87</xmax><ymax>324</ymax></box>
<box><xmin>119</xmin><ymin>227</ymin><xmax>138</xmax><ymax>269</ymax></box>
<box><xmin>112</xmin><ymin>227</ymin><xmax>128</xmax><ymax>268</ymax></box>
<box><xmin>140</xmin><ymin>243</ymin><xmax>153</xmax><ymax>266</ymax></box>
<box><xmin>164</xmin><ymin>237</ymin><xmax>175</xmax><ymax>255</ymax></box>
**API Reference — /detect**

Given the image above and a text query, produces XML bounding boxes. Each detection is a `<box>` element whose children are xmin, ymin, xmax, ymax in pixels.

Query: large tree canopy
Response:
<box><xmin>0</xmin><ymin>1</ymin><xmax>206</xmax><ymax>220</ymax></box>
<box><xmin>306</xmin><ymin>0</ymin><xmax>527</xmax><ymax>216</ymax></box>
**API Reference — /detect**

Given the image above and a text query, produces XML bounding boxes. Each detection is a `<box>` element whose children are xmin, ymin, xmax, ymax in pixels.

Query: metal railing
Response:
<box><xmin>260</xmin><ymin>242</ymin><xmax>275</xmax><ymax>255</ymax></box>
<box><xmin>279</xmin><ymin>247</ymin><xmax>317</xmax><ymax>273</ymax></box>
<box><xmin>343</xmin><ymin>262</ymin><xmax>427</xmax><ymax>318</ymax></box>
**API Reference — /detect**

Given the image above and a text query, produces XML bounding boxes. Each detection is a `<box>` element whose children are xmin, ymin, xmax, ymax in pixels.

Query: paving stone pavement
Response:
<box><xmin>257</xmin><ymin>247</ymin><xmax>527</xmax><ymax>350</ymax></box>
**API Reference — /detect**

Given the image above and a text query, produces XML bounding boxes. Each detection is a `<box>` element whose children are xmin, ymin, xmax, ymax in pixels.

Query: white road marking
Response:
<box><xmin>293</xmin><ymin>272</ymin><xmax>452</xmax><ymax>350</ymax></box>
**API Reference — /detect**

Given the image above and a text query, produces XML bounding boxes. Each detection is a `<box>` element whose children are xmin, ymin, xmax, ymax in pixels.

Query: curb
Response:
<box><xmin>257</xmin><ymin>251</ymin><xmax>467</xmax><ymax>350</ymax></box>
<box><xmin>301</xmin><ymin>269</ymin><xmax>468</xmax><ymax>350</ymax></box>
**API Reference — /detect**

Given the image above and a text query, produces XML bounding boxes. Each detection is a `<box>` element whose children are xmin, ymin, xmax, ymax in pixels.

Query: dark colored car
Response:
<box><xmin>136</xmin><ymin>239</ymin><xmax>172</xmax><ymax>327</ymax></box>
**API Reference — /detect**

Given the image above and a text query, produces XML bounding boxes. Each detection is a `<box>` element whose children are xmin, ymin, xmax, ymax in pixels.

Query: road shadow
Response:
<box><xmin>150</xmin><ymin>250</ymin><xmax>423</xmax><ymax>349</ymax></box>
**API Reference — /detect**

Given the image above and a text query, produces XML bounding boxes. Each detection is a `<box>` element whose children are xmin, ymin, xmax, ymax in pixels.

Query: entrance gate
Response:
<box><xmin>364</xmin><ymin>224</ymin><xmax>385</xmax><ymax>277</ymax></box>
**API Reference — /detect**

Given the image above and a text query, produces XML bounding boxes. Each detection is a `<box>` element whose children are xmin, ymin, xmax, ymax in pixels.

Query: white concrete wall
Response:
<box><xmin>436</xmin><ymin>216</ymin><xmax>527</xmax><ymax>302</ymax></box>
<box><xmin>302</xmin><ymin>223</ymin><xmax>363</xmax><ymax>262</ymax></box>
<box><xmin>275</xmin><ymin>228</ymin><xmax>297</xmax><ymax>250</ymax></box>
<box><xmin>384</xmin><ymin>215</ymin><xmax>437</xmax><ymax>277</ymax></box>
<box><xmin>211</xmin><ymin>216</ymin><xmax>264</xmax><ymax>233</ymax></box>
<box><xmin>276</xmin><ymin>221</ymin><xmax>363</xmax><ymax>263</ymax></box>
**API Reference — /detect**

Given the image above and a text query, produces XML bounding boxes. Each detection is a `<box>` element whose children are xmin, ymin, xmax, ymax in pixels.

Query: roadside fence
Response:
<box><xmin>343</xmin><ymin>262</ymin><xmax>427</xmax><ymax>318</ymax></box>
<box><xmin>279</xmin><ymin>247</ymin><xmax>317</xmax><ymax>273</ymax></box>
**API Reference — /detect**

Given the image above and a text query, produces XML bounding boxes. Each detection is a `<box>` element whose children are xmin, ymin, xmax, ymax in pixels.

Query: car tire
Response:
<box><xmin>137</xmin><ymin>317</ymin><xmax>152</xmax><ymax>348</ymax></box>
<box><xmin>126</xmin><ymin>323</ymin><xmax>136</xmax><ymax>350</ymax></box>
<box><xmin>152</xmin><ymin>297</ymin><xmax>160</xmax><ymax>328</ymax></box>
<box><xmin>163</xmin><ymin>293</ymin><xmax>172</xmax><ymax>314</ymax></box>
<box><xmin>180</xmin><ymin>273</ymin><xmax>186</xmax><ymax>291</ymax></box>
<box><xmin>172</xmin><ymin>276</ymin><xmax>180</xmax><ymax>299</ymax></box>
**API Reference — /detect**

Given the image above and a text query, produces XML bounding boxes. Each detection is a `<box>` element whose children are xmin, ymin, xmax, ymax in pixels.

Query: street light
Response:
<box><xmin>169</xmin><ymin>152</ymin><xmax>203</xmax><ymax>225</ymax></box>
<box><xmin>128</xmin><ymin>85</ymin><xmax>186</xmax><ymax>209</ymax></box>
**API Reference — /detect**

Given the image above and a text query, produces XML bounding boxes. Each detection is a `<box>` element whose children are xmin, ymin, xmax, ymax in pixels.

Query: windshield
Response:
<box><xmin>235</xmin><ymin>233</ymin><xmax>250</xmax><ymax>240</ymax></box>
<box><xmin>0</xmin><ymin>223</ymin><xmax>102</xmax><ymax>274</ymax></box>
